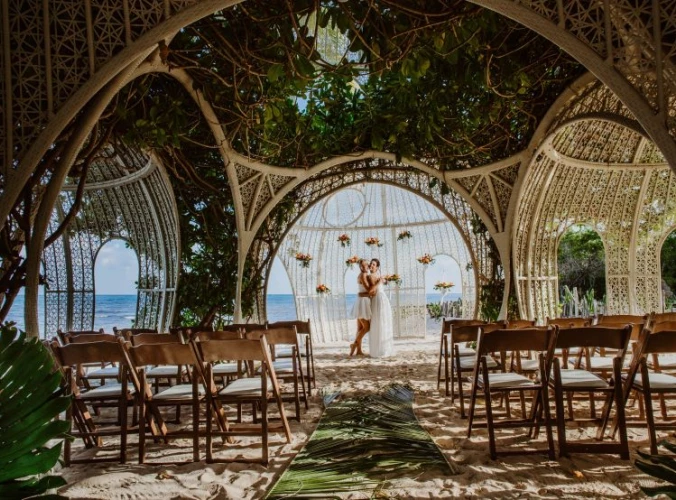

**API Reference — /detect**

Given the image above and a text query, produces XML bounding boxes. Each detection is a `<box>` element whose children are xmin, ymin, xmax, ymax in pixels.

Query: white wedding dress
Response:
<box><xmin>369</xmin><ymin>280</ymin><xmax>394</xmax><ymax>358</ymax></box>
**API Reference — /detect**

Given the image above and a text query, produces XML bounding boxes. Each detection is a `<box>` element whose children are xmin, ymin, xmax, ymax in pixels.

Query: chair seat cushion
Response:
<box><xmin>570</xmin><ymin>356</ymin><xmax>629</xmax><ymax>371</ymax></box>
<box><xmin>213</xmin><ymin>362</ymin><xmax>240</xmax><ymax>375</ymax></box>
<box><xmin>554</xmin><ymin>347</ymin><xmax>581</xmax><ymax>356</ymax></box>
<box><xmin>85</xmin><ymin>366</ymin><xmax>119</xmax><ymax>379</ymax></box>
<box><xmin>81</xmin><ymin>383</ymin><xmax>135</xmax><ymax>399</ymax></box>
<box><xmin>458</xmin><ymin>355</ymin><xmax>497</xmax><ymax>369</ymax></box>
<box><xmin>649</xmin><ymin>355</ymin><xmax>676</xmax><ymax>370</ymax></box>
<box><xmin>456</xmin><ymin>347</ymin><xmax>476</xmax><ymax>357</ymax></box>
<box><xmin>219</xmin><ymin>377</ymin><xmax>267</xmax><ymax>396</ymax></box>
<box><xmin>146</xmin><ymin>365</ymin><xmax>185</xmax><ymax>378</ymax></box>
<box><xmin>558</xmin><ymin>369</ymin><xmax>608</xmax><ymax>389</ymax></box>
<box><xmin>630</xmin><ymin>372</ymin><xmax>676</xmax><ymax>389</ymax></box>
<box><xmin>275</xmin><ymin>346</ymin><xmax>295</xmax><ymax>358</ymax></box>
<box><xmin>518</xmin><ymin>359</ymin><xmax>540</xmax><ymax>372</ymax></box>
<box><xmin>483</xmin><ymin>372</ymin><xmax>537</xmax><ymax>389</ymax></box>
<box><xmin>153</xmin><ymin>384</ymin><xmax>205</xmax><ymax>401</ymax></box>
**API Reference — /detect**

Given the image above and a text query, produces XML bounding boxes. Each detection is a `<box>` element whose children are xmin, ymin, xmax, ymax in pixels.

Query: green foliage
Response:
<box><xmin>662</xmin><ymin>232</ymin><xmax>676</xmax><ymax>308</ymax></box>
<box><xmin>557</xmin><ymin>226</ymin><xmax>606</xmax><ymax>300</ymax></box>
<box><xmin>635</xmin><ymin>441</ymin><xmax>676</xmax><ymax>498</ymax></box>
<box><xmin>426</xmin><ymin>302</ymin><xmax>443</xmax><ymax>321</ymax></box>
<box><xmin>266</xmin><ymin>385</ymin><xmax>455</xmax><ymax>498</ymax></box>
<box><xmin>0</xmin><ymin>322</ymin><xmax>70</xmax><ymax>499</ymax></box>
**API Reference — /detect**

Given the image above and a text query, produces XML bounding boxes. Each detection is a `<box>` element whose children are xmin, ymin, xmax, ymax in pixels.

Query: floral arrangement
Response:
<box><xmin>365</xmin><ymin>236</ymin><xmax>383</xmax><ymax>247</ymax></box>
<box><xmin>417</xmin><ymin>253</ymin><xmax>435</xmax><ymax>265</ymax></box>
<box><xmin>345</xmin><ymin>255</ymin><xmax>360</xmax><ymax>268</ymax></box>
<box><xmin>316</xmin><ymin>283</ymin><xmax>331</xmax><ymax>294</ymax></box>
<box><xmin>383</xmin><ymin>274</ymin><xmax>402</xmax><ymax>286</ymax></box>
<box><xmin>295</xmin><ymin>252</ymin><xmax>313</xmax><ymax>268</ymax></box>
<box><xmin>337</xmin><ymin>233</ymin><xmax>351</xmax><ymax>247</ymax></box>
<box><xmin>397</xmin><ymin>230</ymin><xmax>412</xmax><ymax>241</ymax></box>
<box><xmin>434</xmin><ymin>281</ymin><xmax>455</xmax><ymax>291</ymax></box>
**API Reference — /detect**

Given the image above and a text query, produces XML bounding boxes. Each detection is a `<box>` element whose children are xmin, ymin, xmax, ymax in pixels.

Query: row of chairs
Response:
<box><xmin>48</xmin><ymin>324</ymin><xmax>312</xmax><ymax>466</ymax></box>
<box><xmin>452</xmin><ymin>312</ymin><xmax>676</xmax><ymax>460</ymax></box>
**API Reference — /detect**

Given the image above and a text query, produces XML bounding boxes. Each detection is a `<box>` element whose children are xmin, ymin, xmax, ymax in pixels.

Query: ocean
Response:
<box><xmin>5</xmin><ymin>293</ymin><xmax>461</xmax><ymax>337</ymax></box>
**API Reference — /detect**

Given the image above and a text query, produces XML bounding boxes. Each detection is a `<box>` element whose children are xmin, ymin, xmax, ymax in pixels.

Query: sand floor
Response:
<box><xmin>57</xmin><ymin>338</ymin><xmax>665</xmax><ymax>499</ymax></box>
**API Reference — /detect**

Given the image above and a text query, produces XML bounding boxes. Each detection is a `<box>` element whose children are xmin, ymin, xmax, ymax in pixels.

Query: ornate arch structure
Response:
<box><xmin>514</xmin><ymin>80</ymin><xmax>676</xmax><ymax>321</ymax></box>
<box><xmin>41</xmin><ymin>139</ymin><xmax>180</xmax><ymax>335</ymax></box>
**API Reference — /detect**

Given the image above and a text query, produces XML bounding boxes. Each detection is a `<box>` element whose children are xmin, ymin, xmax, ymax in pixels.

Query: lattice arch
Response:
<box><xmin>249</xmin><ymin>159</ymin><xmax>494</xmax><ymax>326</ymax></box>
<box><xmin>514</xmin><ymin>79</ymin><xmax>676</xmax><ymax>321</ymax></box>
<box><xmin>42</xmin><ymin>138</ymin><xmax>180</xmax><ymax>335</ymax></box>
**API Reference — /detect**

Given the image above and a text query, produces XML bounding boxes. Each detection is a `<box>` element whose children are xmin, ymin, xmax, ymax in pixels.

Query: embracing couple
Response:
<box><xmin>349</xmin><ymin>258</ymin><xmax>394</xmax><ymax>358</ymax></box>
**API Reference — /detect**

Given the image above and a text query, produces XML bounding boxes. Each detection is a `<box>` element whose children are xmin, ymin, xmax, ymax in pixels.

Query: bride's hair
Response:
<box><xmin>370</xmin><ymin>258</ymin><xmax>380</xmax><ymax>268</ymax></box>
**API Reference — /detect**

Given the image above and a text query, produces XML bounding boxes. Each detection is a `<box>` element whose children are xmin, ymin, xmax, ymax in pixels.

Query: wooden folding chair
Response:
<box><xmin>451</xmin><ymin>324</ymin><xmax>500</xmax><ymax>418</ymax></box>
<box><xmin>192</xmin><ymin>330</ymin><xmax>244</xmax><ymax>384</ymax></box>
<box><xmin>126</xmin><ymin>342</ymin><xmax>205</xmax><ymax>464</ymax></box>
<box><xmin>552</xmin><ymin>326</ymin><xmax>632</xmax><ymax>459</ymax></box>
<box><xmin>63</xmin><ymin>333</ymin><xmax>121</xmax><ymax>388</ymax></box>
<box><xmin>57</xmin><ymin>328</ymin><xmax>105</xmax><ymax>345</ymax></box>
<box><xmin>51</xmin><ymin>338</ymin><xmax>137</xmax><ymax>465</ymax></box>
<box><xmin>467</xmin><ymin>327</ymin><xmax>556</xmax><ymax>460</ymax></box>
<box><xmin>197</xmin><ymin>337</ymin><xmax>291</xmax><ymax>465</ymax></box>
<box><xmin>651</xmin><ymin>312</ymin><xmax>676</xmax><ymax>325</ymax></box>
<box><xmin>246</xmin><ymin>327</ymin><xmax>307</xmax><ymax>421</ymax></box>
<box><xmin>619</xmin><ymin>324</ymin><xmax>676</xmax><ymax>454</ymax></box>
<box><xmin>129</xmin><ymin>333</ymin><xmax>186</xmax><ymax>392</ymax></box>
<box><xmin>436</xmin><ymin>318</ymin><xmax>485</xmax><ymax>397</ymax></box>
<box><xmin>268</xmin><ymin>319</ymin><xmax>316</xmax><ymax>396</ymax></box>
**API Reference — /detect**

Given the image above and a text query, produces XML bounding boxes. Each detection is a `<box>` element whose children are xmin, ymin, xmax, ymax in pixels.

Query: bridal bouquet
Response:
<box><xmin>383</xmin><ymin>274</ymin><xmax>402</xmax><ymax>286</ymax></box>
<box><xmin>417</xmin><ymin>253</ymin><xmax>435</xmax><ymax>265</ymax></box>
<box><xmin>316</xmin><ymin>283</ymin><xmax>331</xmax><ymax>294</ymax></box>
<box><xmin>295</xmin><ymin>252</ymin><xmax>313</xmax><ymax>268</ymax></box>
<box><xmin>365</xmin><ymin>236</ymin><xmax>383</xmax><ymax>247</ymax></box>
<box><xmin>337</xmin><ymin>233</ymin><xmax>351</xmax><ymax>247</ymax></box>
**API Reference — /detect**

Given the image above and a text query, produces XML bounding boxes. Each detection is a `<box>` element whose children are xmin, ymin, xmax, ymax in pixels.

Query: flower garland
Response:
<box><xmin>345</xmin><ymin>255</ymin><xmax>360</xmax><ymax>268</ymax></box>
<box><xmin>295</xmin><ymin>252</ymin><xmax>312</xmax><ymax>268</ymax></box>
<box><xmin>365</xmin><ymin>236</ymin><xmax>383</xmax><ymax>247</ymax></box>
<box><xmin>417</xmin><ymin>253</ymin><xmax>435</xmax><ymax>265</ymax></box>
<box><xmin>383</xmin><ymin>273</ymin><xmax>402</xmax><ymax>286</ymax></box>
<box><xmin>337</xmin><ymin>233</ymin><xmax>351</xmax><ymax>247</ymax></box>
<box><xmin>316</xmin><ymin>283</ymin><xmax>331</xmax><ymax>294</ymax></box>
<box><xmin>397</xmin><ymin>230</ymin><xmax>412</xmax><ymax>241</ymax></box>
<box><xmin>433</xmin><ymin>281</ymin><xmax>455</xmax><ymax>291</ymax></box>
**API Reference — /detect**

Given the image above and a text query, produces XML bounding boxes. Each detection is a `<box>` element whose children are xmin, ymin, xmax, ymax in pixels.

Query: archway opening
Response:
<box><xmin>557</xmin><ymin>225</ymin><xmax>606</xmax><ymax>317</ymax></box>
<box><xmin>266</xmin><ymin>256</ymin><xmax>298</xmax><ymax>322</ymax></box>
<box><xmin>424</xmin><ymin>254</ymin><xmax>463</xmax><ymax>335</ymax></box>
<box><xmin>93</xmin><ymin>239</ymin><xmax>139</xmax><ymax>331</ymax></box>
<box><xmin>661</xmin><ymin>230</ymin><xmax>676</xmax><ymax>312</ymax></box>
<box><xmin>273</xmin><ymin>182</ymin><xmax>477</xmax><ymax>344</ymax></box>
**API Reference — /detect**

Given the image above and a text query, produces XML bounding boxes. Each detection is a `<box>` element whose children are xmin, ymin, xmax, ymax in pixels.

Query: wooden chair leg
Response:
<box><xmin>482</xmin><ymin>370</ymin><xmax>497</xmax><ymax>460</ymax></box>
<box><xmin>436</xmin><ymin>335</ymin><xmax>444</xmax><ymax>390</ymax></box>
<box><xmin>466</xmin><ymin>371</ymin><xmax>480</xmax><ymax>438</ymax></box>
<box><xmin>641</xmin><ymin>362</ymin><xmax>659</xmax><ymax>455</ymax></box>
<box><xmin>614</xmin><ymin>361</ymin><xmax>629</xmax><ymax>460</ymax></box>
<box><xmin>444</xmin><ymin>336</ymin><xmax>451</xmax><ymax>397</ymax></box>
<box><xmin>553</xmin><ymin>360</ymin><xmax>568</xmax><ymax>458</ymax></box>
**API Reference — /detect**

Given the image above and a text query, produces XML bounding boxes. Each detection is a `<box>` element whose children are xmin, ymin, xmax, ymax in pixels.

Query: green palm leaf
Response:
<box><xmin>266</xmin><ymin>384</ymin><xmax>456</xmax><ymax>498</ymax></box>
<box><xmin>0</xmin><ymin>323</ymin><xmax>69</xmax><ymax>499</ymax></box>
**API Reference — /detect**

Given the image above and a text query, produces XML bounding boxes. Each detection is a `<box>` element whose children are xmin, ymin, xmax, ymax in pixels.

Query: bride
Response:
<box><xmin>367</xmin><ymin>258</ymin><xmax>394</xmax><ymax>358</ymax></box>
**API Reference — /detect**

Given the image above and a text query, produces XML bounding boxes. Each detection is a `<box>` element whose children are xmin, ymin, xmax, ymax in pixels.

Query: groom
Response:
<box><xmin>353</xmin><ymin>259</ymin><xmax>378</xmax><ymax>355</ymax></box>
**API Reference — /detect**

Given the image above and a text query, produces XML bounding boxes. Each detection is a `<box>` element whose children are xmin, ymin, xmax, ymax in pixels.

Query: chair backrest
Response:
<box><xmin>637</xmin><ymin>327</ymin><xmax>676</xmax><ymax>355</ymax></box>
<box><xmin>129</xmin><ymin>332</ymin><xmax>183</xmax><ymax>346</ymax></box>
<box><xmin>450</xmin><ymin>325</ymin><xmax>481</xmax><ymax>344</ymax></box>
<box><xmin>127</xmin><ymin>342</ymin><xmax>197</xmax><ymax>367</ymax></box>
<box><xmin>197</xmin><ymin>338</ymin><xmax>267</xmax><ymax>363</ymax></box>
<box><xmin>233</xmin><ymin>323</ymin><xmax>267</xmax><ymax>333</ymax></box>
<box><xmin>652</xmin><ymin>321</ymin><xmax>676</xmax><ymax>333</ymax></box>
<box><xmin>507</xmin><ymin>319</ymin><xmax>537</xmax><ymax>329</ymax></box>
<box><xmin>481</xmin><ymin>322</ymin><xmax>506</xmax><ymax>334</ymax></box>
<box><xmin>53</xmin><ymin>338</ymin><xmax>130</xmax><ymax>367</ymax></box>
<box><xmin>57</xmin><ymin>328</ymin><xmax>104</xmax><ymax>344</ymax></box>
<box><xmin>254</xmin><ymin>327</ymin><xmax>298</xmax><ymax>346</ymax></box>
<box><xmin>243</xmin><ymin>329</ymin><xmax>269</xmax><ymax>341</ymax></box>
<box><xmin>193</xmin><ymin>330</ymin><xmax>241</xmax><ymax>341</ymax></box>
<box><xmin>555</xmin><ymin>326</ymin><xmax>632</xmax><ymax>351</ymax></box>
<box><xmin>652</xmin><ymin>312</ymin><xmax>676</xmax><ymax>326</ymax></box>
<box><xmin>441</xmin><ymin>318</ymin><xmax>484</xmax><ymax>334</ymax></box>
<box><xmin>477</xmin><ymin>327</ymin><xmax>555</xmax><ymax>356</ymax></box>
<box><xmin>596</xmin><ymin>315</ymin><xmax>646</xmax><ymax>340</ymax></box>
<box><xmin>116</xmin><ymin>327</ymin><xmax>158</xmax><ymax>337</ymax></box>
<box><xmin>65</xmin><ymin>333</ymin><xmax>119</xmax><ymax>344</ymax></box>
<box><xmin>546</xmin><ymin>317</ymin><xmax>591</xmax><ymax>328</ymax></box>
<box><xmin>268</xmin><ymin>319</ymin><xmax>311</xmax><ymax>335</ymax></box>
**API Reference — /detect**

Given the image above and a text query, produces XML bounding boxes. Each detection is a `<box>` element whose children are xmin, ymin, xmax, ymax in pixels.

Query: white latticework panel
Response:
<box><xmin>275</xmin><ymin>183</ymin><xmax>476</xmax><ymax>344</ymax></box>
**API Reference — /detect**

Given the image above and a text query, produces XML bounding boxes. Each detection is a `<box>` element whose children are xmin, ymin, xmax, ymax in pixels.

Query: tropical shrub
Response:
<box><xmin>0</xmin><ymin>323</ymin><xmax>70</xmax><ymax>499</ymax></box>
